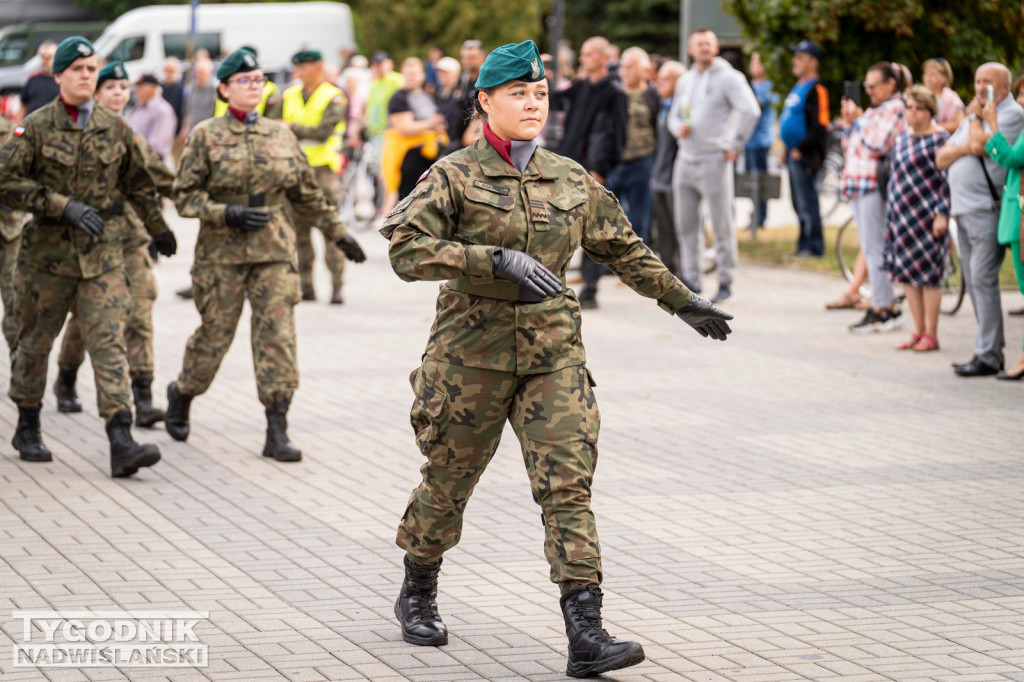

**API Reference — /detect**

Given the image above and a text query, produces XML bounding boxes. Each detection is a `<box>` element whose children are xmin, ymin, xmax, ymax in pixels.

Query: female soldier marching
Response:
<box><xmin>380</xmin><ymin>40</ymin><xmax>732</xmax><ymax>677</ymax></box>
<box><xmin>166</xmin><ymin>48</ymin><xmax>366</xmax><ymax>461</ymax></box>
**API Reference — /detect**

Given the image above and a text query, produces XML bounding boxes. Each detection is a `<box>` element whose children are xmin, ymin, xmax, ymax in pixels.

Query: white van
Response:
<box><xmin>91</xmin><ymin>2</ymin><xmax>355</xmax><ymax>78</ymax></box>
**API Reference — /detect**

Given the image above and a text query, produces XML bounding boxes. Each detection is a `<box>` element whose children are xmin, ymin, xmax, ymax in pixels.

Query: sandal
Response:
<box><xmin>912</xmin><ymin>334</ymin><xmax>940</xmax><ymax>352</ymax></box>
<box><xmin>897</xmin><ymin>333</ymin><xmax>923</xmax><ymax>350</ymax></box>
<box><xmin>825</xmin><ymin>291</ymin><xmax>861</xmax><ymax>310</ymax></box>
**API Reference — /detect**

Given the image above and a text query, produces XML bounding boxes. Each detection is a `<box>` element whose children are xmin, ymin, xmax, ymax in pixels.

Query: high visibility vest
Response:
<box><xmin>214</xmin><ymin>80</ymin><xmax>280</xmax><ymax>117</ymax></box>
<box><xmin>282</xmin><ymin>82</ymin><xmax>347</xmax><ymax>172</ymax></box>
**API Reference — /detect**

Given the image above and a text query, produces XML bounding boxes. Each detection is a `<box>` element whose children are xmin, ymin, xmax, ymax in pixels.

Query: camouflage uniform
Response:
<box><xmin>0</xmin><ymin>100</ymin><xmax>172</xmax><ymax>420</ymax></box>
<box><xmin>381</xmin><ymin>135</ymin><xmax>692</xmax><ymax>585</ymax></box>
<box><xmin>0</xmin><ymin>117</ymin><xmax>25</xmax><ymax>351</ymax></box>
<box><xmin>58</xmin><ymin>131</ymin><xmax>173</xmax><ymax>377</ymax></box>
<box><xmin>284</xmin><ymin>88</ymin><xmax>347</xmax><ymax>292</ymax></box>
<box><xmin>172</xmin><ymin>111</ymin><xmax>349</xmax><ymax>406</ymax></box>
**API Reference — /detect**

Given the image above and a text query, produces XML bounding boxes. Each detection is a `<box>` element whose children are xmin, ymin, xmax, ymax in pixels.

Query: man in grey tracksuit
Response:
<box><xmin>668</xmin><ymin>29</ymin><xmax>760</xmax><ymax>302</ymax></box>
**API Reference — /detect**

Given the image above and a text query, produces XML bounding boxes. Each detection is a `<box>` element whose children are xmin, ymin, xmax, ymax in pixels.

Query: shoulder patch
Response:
<box><xmin>13</xmin><ymin>127</ymin><xmax>25</xmax><ymax>137</ymax></box>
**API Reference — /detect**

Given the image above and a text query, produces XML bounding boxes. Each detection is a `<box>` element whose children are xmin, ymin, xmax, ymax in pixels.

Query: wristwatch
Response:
<box><xmin>968</xmin><ymin>113</ymin><xmax>979</xmax><ymax>122</ymax></box>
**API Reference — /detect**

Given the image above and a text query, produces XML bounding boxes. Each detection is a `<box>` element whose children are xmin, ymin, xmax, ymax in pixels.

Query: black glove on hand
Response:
<box><xmin>151</xmin><ymin>230</ymin><xmax>177</xmax><ymax>257</ymax></box>
<box><xmin>63</xmin><ymin>200</ymin><xmax>105</xmax><ymax>237</ymax></box>
<box><xmin>492</xmin><ymin>247</ymin><xmax>563</xmax><ymax>303</ymax></box>
<box><xmin>223</xmin><ymin>204</ymin><xmax>270</xmax><ymax>232</ymax></box>
<box><xmin>676</xmin><ymin>294</ymin><xmax>733</xmax><ymax>341</ymax></box>
<box><xmin>335</xmin><ymin>234</ymin><xmax>366</xmax><ymax>263</ymax></box>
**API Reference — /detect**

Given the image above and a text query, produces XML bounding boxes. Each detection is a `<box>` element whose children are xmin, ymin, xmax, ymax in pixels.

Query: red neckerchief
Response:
<box><xmin>61</xmin><ymin>98</ymin><xmax>79</xmax><ymax>123</ymax></box>
<box><xmin>227</xmin><ymin>106</ymin><xmax>249</xmax><ymax>123</ymax></box>
<box><xmin>482</xmin><ymin>123</ymin><xmax>513</xmax><ymax>167</ymax></box>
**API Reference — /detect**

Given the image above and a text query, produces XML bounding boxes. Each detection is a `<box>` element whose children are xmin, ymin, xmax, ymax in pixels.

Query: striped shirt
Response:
<box><xmin>841</xmin><ymin>95</ymin><xmax>907</xmax><ymax>199</ymax></box>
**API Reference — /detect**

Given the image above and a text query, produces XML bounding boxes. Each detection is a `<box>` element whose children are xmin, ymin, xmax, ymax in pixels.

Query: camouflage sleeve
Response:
<box><xmin>139</xmin><ymin>134</ymin><xmax>175</xmax><ymax>198</ymax></box>
<box><xmin>263</xmin><ymin>93</ymin><xmax>283</xmax><ymax>120</ymax></box>
<box><xmin>120</xmin><ymin>126</ymin><xmax>170</xmax><ymax>235</ymax></box>
<box><xmin>380</xmin><ymin>167</ymin><xmax>496</xmax><ymax>283</ymax></box>
<box><xmin>0</xmin><ymin>121</ymin><xmax>71</xmax><ymax>219</ymax></box>
<box><xmin>290</xmin><ymin>96</ymin><xmax>346</xmax><ymax>141</ymax></box>
<box><xmin>283</xmin><ymin>134</ymin><xmax>348</xmax><ymax>241</ymax></box>
<box><xmin>580</xmin><ymin>176</ymin><xmax>691</xmax><ymax>313</ymax></box>
<box><xmin>172</xmin><ymin>125</ymin><xmax>226</xmax><ymax>226</ymax></box>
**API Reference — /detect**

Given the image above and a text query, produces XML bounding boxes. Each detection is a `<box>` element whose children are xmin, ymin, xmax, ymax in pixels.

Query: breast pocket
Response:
<box><xmin>548</xmin><ymin>188</ymin><xmax>590</xmax><ymax>242</ymax></box>
<box><xmin>460</xmin><ymin>183</ymin><xmax>516</xmax><ymax>245</ymax></box>
<box><xmin>208</xmin><ymin>143</ymin><xmax>247</xmax><ymax>193</ymax></box>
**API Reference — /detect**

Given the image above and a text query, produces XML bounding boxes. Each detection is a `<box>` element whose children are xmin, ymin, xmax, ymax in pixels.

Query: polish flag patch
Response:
<box><xmin>13</xmin><ymin>127</ymin><xmax>25</xmax><ymax>137</ymax></box>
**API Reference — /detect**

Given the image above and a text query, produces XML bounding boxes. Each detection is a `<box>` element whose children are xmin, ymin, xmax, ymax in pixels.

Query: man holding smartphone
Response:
<box><xmin>778</xmin><ymin>40</ymin><xmax>830</xmax><ymax>258</ymax></box>
<box><xmin>936</xmin><ymin>62</ymin><xmax>1024</xmax><ymax>376</ymax></box>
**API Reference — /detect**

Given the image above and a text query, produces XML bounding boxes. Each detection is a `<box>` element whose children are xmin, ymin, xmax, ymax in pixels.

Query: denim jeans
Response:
<box><xmin>745</xmin><ymin>146</ymin><xmax>769</xmax><ymax>226</ymax></box>
<box><xmin>787</xmin><ymin>156</ymin><xmax>824</xmax><ymax>255</ymax></box>
<box><xmin>605</xmin><ymin>155</ymin><xmax>654</xmax><ymax>243</ymax></box>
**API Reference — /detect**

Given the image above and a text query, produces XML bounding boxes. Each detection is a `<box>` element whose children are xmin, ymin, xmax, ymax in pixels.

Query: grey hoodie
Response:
<box><xmin>667</xmin><ymin>56</ymin><xmax>760</xmax><ymax>162</ymax></box>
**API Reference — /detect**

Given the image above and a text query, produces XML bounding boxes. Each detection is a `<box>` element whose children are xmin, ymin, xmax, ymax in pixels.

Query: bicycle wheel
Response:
<box><xmin>940</xmin><ymin>231</ymin><xmax>966</xmax><ymax>315</ymax></box>
<box><xmin>835</xmin><ymin>216</ymin><xmax>856</xmax><ymax>280</ymax></box>
<box><xmin>818</xmin><ymin>149</ymin><xmax>844</xmax><ymax>222</ymax></box>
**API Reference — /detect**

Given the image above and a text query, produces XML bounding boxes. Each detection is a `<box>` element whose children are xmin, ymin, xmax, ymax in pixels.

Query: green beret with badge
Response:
<box><xmin>474</xmin><ymin>40</ymin><xmax>544</xmax><ymax>89</ymax></box>
<box><xmin>217</xmin><ymin>48</ymin><xmax>259</xmax><ymax>81</ymax></box>
<box><xmin>97</xmin><ymin>61</ymin><xmax>129</xmax><ymax>87</ymax></box>
<box><xmin>52</xmin><ymin>36</ymin><xmax>95</xmax><ymax>74</ymax></box>
<box><xmin>291</xmin><ymin>49</ymin><xmax>322</xmax><ymax>65</ymax></box>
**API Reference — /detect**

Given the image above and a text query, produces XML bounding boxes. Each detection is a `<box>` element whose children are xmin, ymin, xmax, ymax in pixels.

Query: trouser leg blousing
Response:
<box><xmin>395</xmin><ymin>555</ymin><xmax>447</xmax><ymax>646</ymax></box>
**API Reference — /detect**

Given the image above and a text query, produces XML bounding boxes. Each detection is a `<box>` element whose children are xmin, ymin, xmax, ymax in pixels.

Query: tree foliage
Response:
<box><xmin>725</xmin><ymin>0</ymin><xmax>1024</xmax><ymax>114</ymax></box>
<box><xmin>561</xmin><ymin>0</ymin><xmax>680</xmax><ymax>59</ymax></box>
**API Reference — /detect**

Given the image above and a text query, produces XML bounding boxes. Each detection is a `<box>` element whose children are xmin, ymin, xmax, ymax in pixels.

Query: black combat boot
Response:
<box><xmin>262</xmin><ymin>401</ymin><xmax>301</xmax><ymax>462</ymax></box>
<box><xmin>131</xmin><ymin>374</ymin><xmax>166</xmax><ymax>427</ymax></box>
<box><xmin>330</xmin><ymin>284</ymin><xmax>343</xmax><ymax>305</ymax></box>
<box><xmin>300</xmin><ymin>283</ymin><xmax>316</xmax><ymax>301</ymax></box>
<box><xmin>165</xmin><ymin>382</ymin><xmax>193</xmax><ymax>441</ymax></box>
<box><xmin>106</xmin><ymin>410</ymin><xmax>161</xmax><ymax>478</ymax></box>
<box><xmin>12</xmin><ymin>405</ymin><xmax>53</xmax><ymax>462</ymax></box>
<box><xmin>395</xmin><ymin>555</ymin><xmax>448</xmax><ymax>646</ymax></box>
<box><xmin>560</xmin><ymin>585</ymin><xmax>645</xmax><ymax>678</ymax></box>
<box><xmin>53</xmin><ymin>367</ymin><xmax>83</xmax><ymax>413</ymax></box>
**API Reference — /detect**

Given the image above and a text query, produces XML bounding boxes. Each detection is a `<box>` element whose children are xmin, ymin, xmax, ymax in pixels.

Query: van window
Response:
<box><xmin>163</xmin><ymin>33</ymin><xmax>221</xmax><ymax>61</ymax></box>
<box><xmin>108</xmin><ymin>36</ymin><xmax>146</xmax><ymax>62</ymax></box>
<box><xmin>0</xmin><ymin>34</ymin><xmax>28</xmax><ymax>66</ymax></box>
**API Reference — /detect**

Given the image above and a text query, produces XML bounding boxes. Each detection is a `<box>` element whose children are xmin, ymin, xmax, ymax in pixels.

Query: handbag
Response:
<box><xmin>877</xmin><ymin>155</ymin><xmax>891</xmax><ymax>204</ymax></box>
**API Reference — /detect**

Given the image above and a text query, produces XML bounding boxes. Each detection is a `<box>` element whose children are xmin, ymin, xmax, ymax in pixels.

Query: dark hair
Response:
<box><xmin>868</xmin><ymin>61</ymin><xmax>906</xmax><ymax>93</ymax></box>
<box><xmin>1014</xmin><ymin>73</ymin><xmax>1024</xmax><ymax>98</ymax></box>
<box><xmin>472</xmin><ymin>87</ymin><xmax>491</xmax><ymax>121</ymax></box>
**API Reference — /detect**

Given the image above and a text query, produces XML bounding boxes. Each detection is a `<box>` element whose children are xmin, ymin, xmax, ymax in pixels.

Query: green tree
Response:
<box><xmin>561</xmin><ymin>0</ymin><xmax>679</xmax><ymax>58</ymax></box>
<box><xmin>725</xmin><ymin>0</ymin><xmax>1024</xmax><ymax>114</ymax></box>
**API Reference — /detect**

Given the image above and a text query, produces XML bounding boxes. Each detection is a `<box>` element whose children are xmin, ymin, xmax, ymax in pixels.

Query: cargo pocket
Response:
<box><xmin>408</xmin><ymin>359</ymin><xmax>450</xmax><ymax>461</ymax></box>
<box><xmin>580</xmin><ymin>367</ymin><xmax>600</xmax><ymax>446</ymax></box>
<box><xmin>189</xmin><ymin>265</ymin><xmax>217</xmax><ymax>319</ymax></box>
<box><xmin>283</xmin><ymin>262</ymin><xmax>301</xmax><ymax>307</ymax></box>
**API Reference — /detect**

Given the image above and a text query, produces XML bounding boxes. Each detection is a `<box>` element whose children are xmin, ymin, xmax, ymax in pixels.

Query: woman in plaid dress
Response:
<box><xmin>884</xmin><ymin>86</ymin><xmax>950</xmax><ymax>351</ymax></box>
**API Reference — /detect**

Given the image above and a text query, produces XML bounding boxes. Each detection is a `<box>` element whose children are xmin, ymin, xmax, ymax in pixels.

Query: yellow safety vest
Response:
<box><xmin>214</xmin><ymin>80</ymin><xmax>280</xmax><ymax>117</ymax></box>
<box><xmin>282</xmin><ymin>82</ymin><xmax>347</xmax><ymax>172</ymax></box>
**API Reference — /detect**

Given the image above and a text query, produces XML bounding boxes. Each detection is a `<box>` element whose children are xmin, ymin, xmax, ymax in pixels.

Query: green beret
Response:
<box><xmin>475</xmin><ymin>40</ymin><xmax>544</xmax><ymax>89</ymax></box>
<box><xmin>291</xmin><ymin>49</ymin><xmax>322</xmax><ymax>65</ymax></box>
<box><xmin>240</xmin><ymin>45</ymin><xmax>259</xmax><ymax>57</ymax></box>
<box><xmin>53</xmin><ymin>36</ymin><xmax>95</xmax><ymax>74</ymax></box>
<box><xmin>97</xmin><ymin>61</ymin><xmax>129</xmax><ymax>87</ymax></box>
<box><xmin>217</xmin><ymin>48</ymin><xmax>259</xmax><ymax>81</ymax></box>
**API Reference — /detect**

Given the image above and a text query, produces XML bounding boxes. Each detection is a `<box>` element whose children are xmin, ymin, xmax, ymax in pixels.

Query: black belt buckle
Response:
<box><xmin>248</xmin><ymin>193</ymin><xmax>266</xmax><ymax>208</ymax></box>
<box><xmin>107</xmin><ymin>202</ymin><xmax>124</xmax><ymax>216</ymax></box>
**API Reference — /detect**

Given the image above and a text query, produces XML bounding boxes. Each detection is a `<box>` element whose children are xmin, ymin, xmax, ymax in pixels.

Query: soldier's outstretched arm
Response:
<box><xmin>379</xmin><ymin>167</ymin><xmax>498</xmax><ymax>283</ymax></box>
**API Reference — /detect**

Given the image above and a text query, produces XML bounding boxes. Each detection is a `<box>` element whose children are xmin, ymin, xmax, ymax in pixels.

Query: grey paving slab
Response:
<box><xmin>0</xmin><ymin>211</ymin><xmax>1022</xmax><ymax>681</ymax></box>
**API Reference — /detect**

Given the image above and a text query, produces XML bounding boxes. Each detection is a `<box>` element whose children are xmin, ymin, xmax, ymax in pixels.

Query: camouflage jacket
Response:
<box><xmin>173</xmin><ymin>112</ymin><xmax>347</xmax><ymax>265</ymax></box>
<box><xmin>0</xmin><ymin>117</ymin><xmax>25</xmax><ymax>243</ymax></box>
<box><xmin>381</xmin><ymin>135</ymin><xmax>692</xmax><ymax>375</ymax></box>
<box><xmin>0</xmin><ymin>99</ymin><xmax>170</xmax><ymax>277</ymax></box>
<box><xmin>119</xmin><ymin>130</ymin><xmax>175</xmax><ymax>252</ymax></box>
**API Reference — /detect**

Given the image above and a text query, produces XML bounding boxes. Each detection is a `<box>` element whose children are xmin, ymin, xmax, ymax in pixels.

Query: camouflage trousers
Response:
<box><xmin>9</xmin><ymin>266</ymin><xmax>132</xmax><ymax>420</ymax></box>
<box><xmin>1</xmin><ymin>235</ymin><xmax>18</xmax><ymax>352</ymax></box>
<box><xmin>177</xmin><ymin>261</ymin><xmax>300</xmax><ymax>407</ymax></box>
<box><xmin>291</xmin><ymin>165</ymin><xmax>345</xmax><ymax>289</ymax></box>
<box><xmin>58</xmin><ymin>245</ymin><xmax>158</xmax><ymax>376</ymax></box>
<box><xmin>398</xmin><ymin>358</ymin><xmax>603</xmax><ymax>585</ymax></box>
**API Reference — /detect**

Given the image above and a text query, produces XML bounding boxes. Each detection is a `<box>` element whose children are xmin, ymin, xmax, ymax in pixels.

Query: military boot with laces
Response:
<box><xmin>262</xmin><ymin>401</ymin><xmax>301</xmax><ymax>462</ymax></box>
<box><xmin>53</xmin><ymin>367</ymin><xmax>83</xmax><ymax>413</ymax></box>
<box><xmin>395</xmin><ymin>555</ymin><xmax>448</xmax><ymax>646</ymax></box>
<box><xmin>560</xmin><ymin>584</ymin><xmax>645</xmax><ymax>677</ymax></box>
<box><xmin>131</xmin><ymin>373</ymin><xmax>166</xmax><ymax>427</ymax></box>
<box><xmin>107</xmin><ymin>410</ymin><xmax>161</xmax><ymax>478</ymax></box>
<box><xmin>13</xmin><ymin>405</ymin><xmax>53</xmax><ymax>462</ymax></box>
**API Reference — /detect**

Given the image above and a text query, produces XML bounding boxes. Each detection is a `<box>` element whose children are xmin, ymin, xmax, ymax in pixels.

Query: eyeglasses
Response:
<box><xmin>229</xmin><ymin>75</ymin><xmax>266</xmax><ymax>87</ymax></box>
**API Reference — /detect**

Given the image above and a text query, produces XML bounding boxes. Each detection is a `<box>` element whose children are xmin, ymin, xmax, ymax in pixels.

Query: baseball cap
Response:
<box><xmin>792</xmin><ymin>39</ymin><xmax>822</xmax><ymax>60</ymax></box>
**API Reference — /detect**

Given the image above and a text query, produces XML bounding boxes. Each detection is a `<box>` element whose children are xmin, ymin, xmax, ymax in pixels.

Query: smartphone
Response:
<box><xmin>987</xmin><ymin>84</ymin><xmax>995</xmax><ymax>104</ymax></box>
<box><xmin>843</xmin><ymin>80</ymin><xmax>863</xmax><ymax>108</ymax></box>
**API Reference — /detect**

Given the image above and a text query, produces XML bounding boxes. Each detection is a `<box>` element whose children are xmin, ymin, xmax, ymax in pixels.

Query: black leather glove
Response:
<box><xmin>223</xmin><ymin>204</ymin><xmax>270</xmax><ymax>232</ymax></box>
<box><xmin>492</xmin><ymin>247</ymin><xmax>563</xmax><ymax>303</ymax></box>
<box><xmin>151</xmin><ymin>230</ymin><xmax>177</xmax><ymax>257</ymax></box>
<box><xmin>62</xmin><ymin>200</ymin><xmax>105</xmax><ymax>237</ymax></box>
<box><xmin>676</xmin><ymin>294</ymin><xmax>733</xmax><ymax>341</ymax></box>
<box><xmin>335</xmin><ymin>234</ymin><xmax>366</xmax><ymax>263</ymax></box>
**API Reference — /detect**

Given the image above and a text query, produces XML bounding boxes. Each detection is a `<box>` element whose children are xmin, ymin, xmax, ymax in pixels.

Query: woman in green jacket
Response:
<box><xmin>982</xmin><ymin>99</ymin><xmax>1024</xmax><ymax>379</ymax></box>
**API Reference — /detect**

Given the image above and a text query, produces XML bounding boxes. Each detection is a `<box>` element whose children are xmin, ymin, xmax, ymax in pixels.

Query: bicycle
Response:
<box><xmin>834</xmin><ymin>214</ymin><xmax>966</xmax><ymax>315</ymax></box>
<box><xmin>338</xmin><ymin>141</ymin><xmax>384</xmax><ymax>231</ymax></box>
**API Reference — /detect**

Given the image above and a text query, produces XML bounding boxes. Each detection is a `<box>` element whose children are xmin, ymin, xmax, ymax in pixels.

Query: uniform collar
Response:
<box><xmin>52</xmin><ymin>97</ymin><xmax>109</xmax><ymax>132</ymax></box>
<box><xmin>223</xmin><ymin>110</ymin><xmax>268</xmax><ymax>134</ymax></box>
<box><xmin>471</xmin><ymin>133</ymin><xmax>556</xmax><ymax>180</ymax></box>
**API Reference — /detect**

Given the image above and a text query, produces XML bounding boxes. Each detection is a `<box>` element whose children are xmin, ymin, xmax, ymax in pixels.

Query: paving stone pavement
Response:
<box><xmin>1</xmin><ymin>211</ymin><xmax>1022</xmax><ymax>682</ymax></box>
